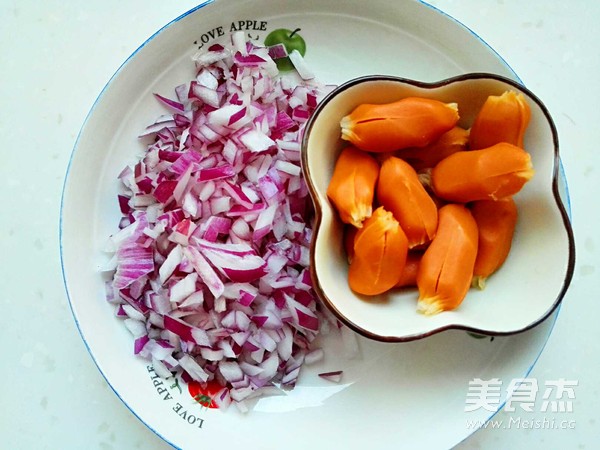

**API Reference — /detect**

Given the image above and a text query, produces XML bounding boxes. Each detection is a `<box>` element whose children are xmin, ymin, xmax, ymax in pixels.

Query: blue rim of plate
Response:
<box><xmin>58</xmin><ymin>1</ymin><xmax>572</xmax><ymax>448</ymax></box>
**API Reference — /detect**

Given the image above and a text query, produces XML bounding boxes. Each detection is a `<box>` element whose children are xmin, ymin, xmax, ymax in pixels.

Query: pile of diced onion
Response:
<box><xmin>104</xmin><ymin>32</ymin><xmax>345</xmax><ymax>411</ymax></box>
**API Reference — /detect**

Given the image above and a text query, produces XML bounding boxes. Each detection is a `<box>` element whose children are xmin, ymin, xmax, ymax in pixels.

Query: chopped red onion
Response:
<box><xmin>288</xmin><ymin>49</ymin><xmax>315</xmax><ymax>80</ymax></box>
<box><xmin>106</xmin><ymin>33</ymin><xmax>341</xmax><ymax>410</ymax></box>
<box><xmin>153</xmin><ymin>93</ymin><xmax>186</xmax><ymax>112</ymax></box>
<box><xmin>318</xmin><ymin>371</ymin><xmax>343</xmax><ymax>383</ymax></box>
<box><xmin>267</xmin><ymin>43</ymin><xmax>288</xmax><ymax>60</ymax></box>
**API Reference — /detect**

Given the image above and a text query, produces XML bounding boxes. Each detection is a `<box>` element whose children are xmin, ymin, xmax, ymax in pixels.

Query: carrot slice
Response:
<box><xmin>340</xmin><ymin>97</ymin><xmax>459</xmax><ymax>152</ymax></box>
<box><xmin>395</xmin><ymin>251</ymin><xmax>423</xmax><ymax>288</ymax></box>
<box><xmin>348</xmin><ymin>207</ymin><xmax>408</xmax><ymax>296</ymax></box>
<box><xmin>343</xmin><ymin>225</ymin><xmax>358</xmax><ymax>263</ymax></box>
<box><xmin>326</xmin><ymin>146</ymin><xmax>379</xmax><ymax>228</ymax></box>
<box><xmin>470</xmin><ymin>198</ymin><xmax>518</xmax><ymax>289</ymax></box>
<box><xmin>397</xmin><ymin>126</ymin><xmax>469</xmax><ymax>171</ymax></box>
<box><xmin>469</xmin><ymin>91</ymin><xmax>531</xmax><ymax>150</ymax></box>
<box><xmin>416</xmin><ymin>204</ymin><xmax>478</xmax><ymax>315</ymax></box>
<box><xmin>377</xmin><ymin>156</ymin><xmax>438</xmax><ymax>248</ymax></box>
<box><xmin>431</xmin><ymin>142</ymin><xmax>534</xmax><ymax>203</ymax></box>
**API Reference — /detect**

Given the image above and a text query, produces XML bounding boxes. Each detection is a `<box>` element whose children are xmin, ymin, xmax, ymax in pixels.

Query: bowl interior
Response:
<box><xmin>303</xmin><ymin>74</ymin><xmax>574</xmax><ymax>341</ymax></box>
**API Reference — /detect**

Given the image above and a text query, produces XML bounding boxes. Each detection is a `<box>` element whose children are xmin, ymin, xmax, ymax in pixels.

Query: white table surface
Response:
<box><xmin>2</xmin><ymin>1</ymin><xmax>597</xmax><ymax>448</ymax></box>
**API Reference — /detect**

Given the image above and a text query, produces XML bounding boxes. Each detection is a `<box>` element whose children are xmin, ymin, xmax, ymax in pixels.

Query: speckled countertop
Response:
<box><xmin>2</xmin><ymin>1</ymin><xmax>597</xmax><ymax>449</ymax></box>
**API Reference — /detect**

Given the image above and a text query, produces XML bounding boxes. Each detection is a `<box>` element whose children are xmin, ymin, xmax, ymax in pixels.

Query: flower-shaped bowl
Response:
<box><xmin>301</xmin><ymin>74</ymin><xmax>575</xmax><ymax>342</ymax></box>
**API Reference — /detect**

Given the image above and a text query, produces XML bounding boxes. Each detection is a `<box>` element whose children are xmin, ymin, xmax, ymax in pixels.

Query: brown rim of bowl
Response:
<box><xmin>300</xmin><ymin>72</ymin><xmax>576</xmax><ymax>343</ymax></box>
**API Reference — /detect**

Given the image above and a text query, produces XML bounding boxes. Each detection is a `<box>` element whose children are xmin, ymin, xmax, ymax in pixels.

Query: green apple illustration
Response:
<box><xmin>264</xmin><ymin>28</ymin><xmax>306</xmax><ymax>71</ymax></box>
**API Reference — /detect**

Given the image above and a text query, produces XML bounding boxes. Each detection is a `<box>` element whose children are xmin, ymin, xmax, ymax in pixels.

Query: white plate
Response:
<box><xmin>60</xmin><ymin>0</ymin><xmax>572</xmax><ymax>448</ymax></box>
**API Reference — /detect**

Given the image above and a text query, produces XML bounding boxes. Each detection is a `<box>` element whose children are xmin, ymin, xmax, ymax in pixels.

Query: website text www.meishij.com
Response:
<box><xmin>466</xmin><ymin>416</ymin><xmax>576</xmax><ymax>431</ymax></box>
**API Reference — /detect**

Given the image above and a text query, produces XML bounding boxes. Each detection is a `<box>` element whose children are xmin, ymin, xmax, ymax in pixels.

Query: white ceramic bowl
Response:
<box><xmin>301</xmin><ymin>74</ymin><xmax>575</xmax><ymax>342</ymax></box>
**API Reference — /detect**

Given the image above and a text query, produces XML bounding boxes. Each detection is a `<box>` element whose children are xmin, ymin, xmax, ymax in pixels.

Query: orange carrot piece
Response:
<box><xmin>377</xmin><ymin>156</ymin><xmax>438</xmax><ymax>248</ymax></box>
<box><xmin>470</xmin><ymin>198</ymin><xmax>518</xmax><ymax>289</ymax></box>
<box><xmin>326</xmin><ymin>146</ymin><xmax>380</xmax><ymax>228</ymax></box>
<box><xmin>343</xmin><ymin>225</ymin><xmax>358</xmax><ymax>263</ymax></box>
<box><xmin>416</xmin><ymin>204</ymin><xmax>478</xmax><ymax>315</ymax></box>
<box><xmin>395</xmin><ymin>251</ymin><xmax>423</xmax><ymax>288</ymax></box>
<box><xmin>397</xmin><ymin>126</ymin><xmax>470</xmax><ymax>171</ymax></box>
<box><xmin>340</xmin><ymin>97</ymin><xmax>459</xmax><ymax>152</ymax></box>
<box><xmin>431</xmin><ymin>142</ymin><xmax>534</xmax><ymax>203</ymax></box>
<box><xmin>349</xmin><ymin>206</ymin><xmax>408</xmax><ymax>296</ymax></box>
<box><xmin>469</xmin><ymin>91</ymin><xmax>531</xmax><ymax>150</ymax></box>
